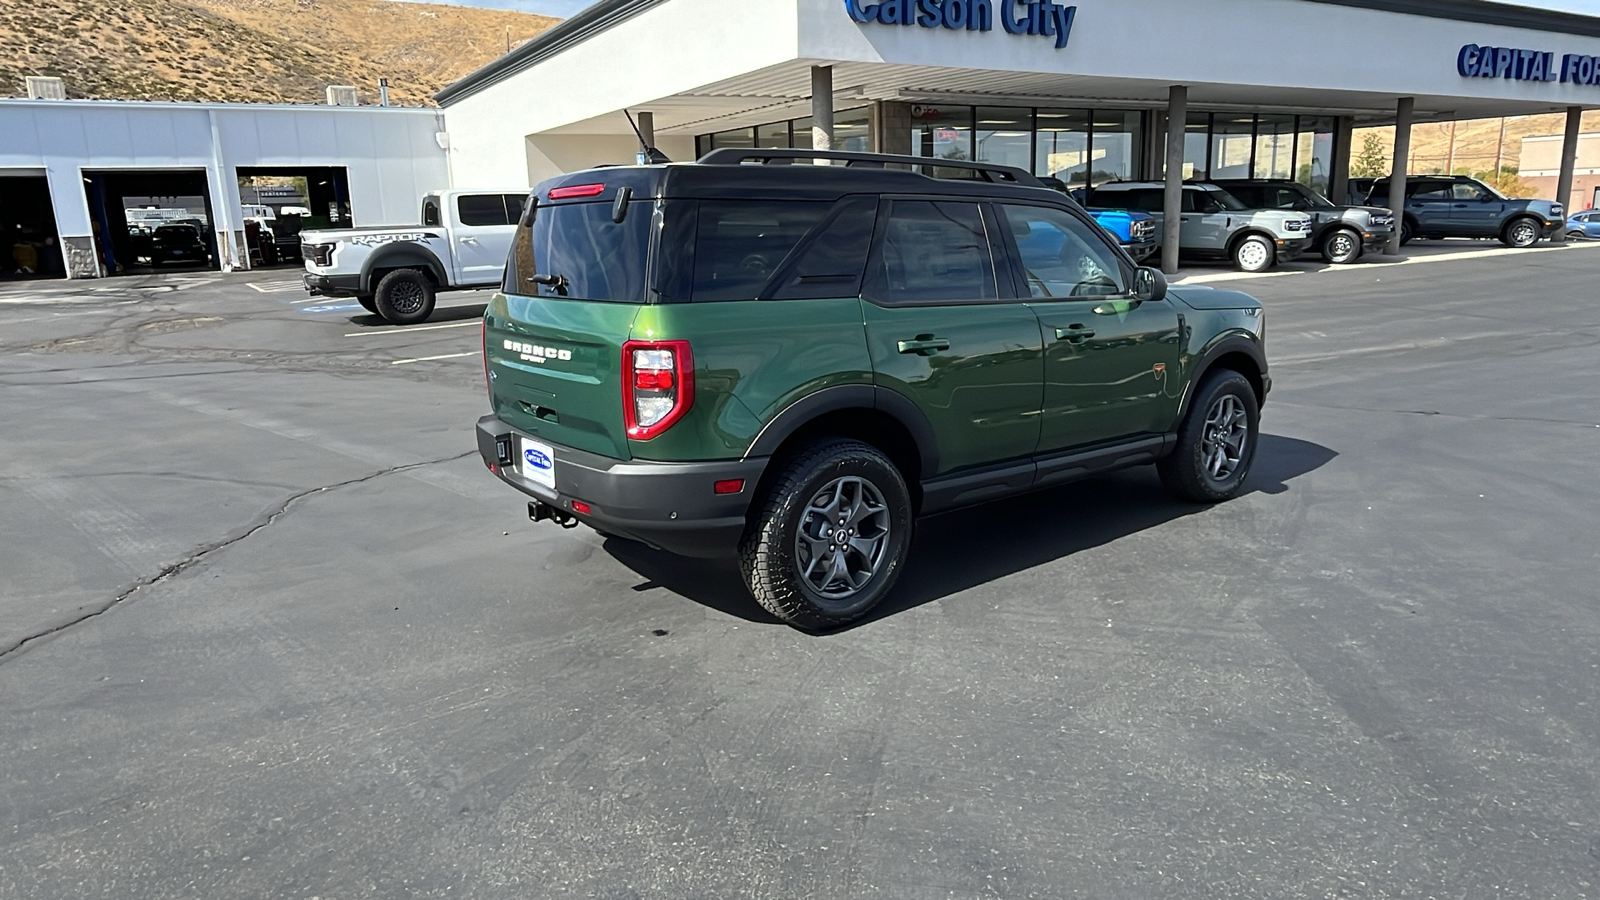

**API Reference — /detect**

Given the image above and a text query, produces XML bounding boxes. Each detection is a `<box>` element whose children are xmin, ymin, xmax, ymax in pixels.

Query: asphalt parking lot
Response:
<box><xmin>2</xmin><ymin>242</ymin><xmax>1599</xmax><ymax>898</ymax></box>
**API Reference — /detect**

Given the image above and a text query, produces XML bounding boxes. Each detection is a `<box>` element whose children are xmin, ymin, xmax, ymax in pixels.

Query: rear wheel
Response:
<box><xmin>1399</xmin><ymin>218</ymin><xmax>1416</xmax><ymax>246</ymax></box>
<box><xmin>1321</xmin><ymin>228</ymin><xmax>1361</xmax><ymax>265</ymax></box>
<box><xmin>1502</xmin><ymin>217</ymin><xmax>1541</xmax><ymax>249</ymax></box>
<box><xmin>739</xmin><ymin>440</ymin><xmax>912</xmax><ymax>631</ymax></box>
<box><xmin>1233</xmin><ymin>235</ymin><xmax>1275</xmax><ymax>273</ymax></box>
<box><xmin>373</xmin><ymin>269</ymin><xmax>435</xmax><ymax>325</ymax></box>
<box><xmin>1158</xmin><ymin>370</ymin><xmax>1260</xmax><ymax>504</ymax></box>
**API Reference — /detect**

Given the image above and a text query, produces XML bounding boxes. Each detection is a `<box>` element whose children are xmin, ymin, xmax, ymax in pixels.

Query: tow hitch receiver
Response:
<box><xmin>529</xmin><ymin>500</ymin><xmax>579</xmax><ymax>529</ymax></box>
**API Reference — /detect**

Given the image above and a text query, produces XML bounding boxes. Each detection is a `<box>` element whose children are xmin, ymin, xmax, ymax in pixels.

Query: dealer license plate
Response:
<box><xmin>518</xmin><ymin>437</ymin><xmax>556</xmax><ymax>491</ymax></box>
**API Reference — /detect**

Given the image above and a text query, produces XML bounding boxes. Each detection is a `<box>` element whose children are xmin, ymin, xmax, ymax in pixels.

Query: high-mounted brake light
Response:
<box><xmin>548</xmin><ymin>183</ymin><xmax>605</xmax><ymax>200</ymax></box>
<box><xmin>622</xmin><ymin>340</ymin><xmax>693</xmax><ymax>441</ymax></box>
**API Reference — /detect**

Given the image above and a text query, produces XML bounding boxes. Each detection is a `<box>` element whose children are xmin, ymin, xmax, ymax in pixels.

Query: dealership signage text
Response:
<box><xmin>1457</xmin><ymin>44</ymin><xmax>1600</xmax><ymax>85</ymax></box>
<box><xmin>845</xmin><ymin>0</ymin><xmax>1077</xmax><ymax>49</ymax></box>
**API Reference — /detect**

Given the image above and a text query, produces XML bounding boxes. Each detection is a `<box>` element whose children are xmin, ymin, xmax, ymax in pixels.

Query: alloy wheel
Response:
<box><xmin>391</xmin><ymin>281</ymin><xmax>425</xmax><ymax>314</ymax></box>
<box><xmin>1328</xmin><ymin>232</ymin><xmax>1356</xmax><ymax>262</ymax></box>
<box><xmin>1237</xmin><ymin>240</ymin><xmax>1270</xmax><ymax>271</ymax></box>
<box><xmin>794</xmin><ymin>476</ymin><xmax>892</xmax><ymax>602</ymax></box>
<box><xmin>1510</xmin><ymin>222</ymin><xmax>1538</xmax><ymax>247</ymax></box>
<box><xmin>1200</xmin><ymin>394</ymin><xmax>1250</xmax><ymax>483</ymax></box>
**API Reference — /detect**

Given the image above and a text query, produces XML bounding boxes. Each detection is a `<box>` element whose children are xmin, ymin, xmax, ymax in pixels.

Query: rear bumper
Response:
<box><xmin>476</xmin><ymin>415</ymin><xmax>766</xmax><ymax>558</ymax></box>
<box><xmin>304</xmin><ymin>272</ymin><xmax>361</xmax><ymax>298</ymax></box>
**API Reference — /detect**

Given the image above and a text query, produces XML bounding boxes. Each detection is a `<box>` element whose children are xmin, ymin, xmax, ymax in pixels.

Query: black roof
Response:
<box><xmin>436</xmin><ymin>0</ymin><xmax>1600</xmax><ymax>107</ymax></box>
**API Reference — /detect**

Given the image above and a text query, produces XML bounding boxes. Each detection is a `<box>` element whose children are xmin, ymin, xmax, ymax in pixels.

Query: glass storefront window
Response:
<box><xmin>975</xmin><ymin>107</ymin><xmax>1032</xmax><ymax>174</ymax></box>
<box><xmin>835</xmin><ymin>107</ymin><xmax>871</xmax><ymax>152</ymax></box>
<box><xmin>911</xmin><ymin>105</ymin><xmax>974</xmax><ymax>177</ymax></box>
<box><xmin>1296</xmin><ymin>116</ymin><xmax>1336</xmax><ymax>194</ymax></box>
<box><xmin>1034</xmin><ymin>108</ymin><xmax>1090</xmax><ymax>183</ymax></box>
<box><xmin>792</xmin><ymin>116</ymin><xmax>813</xmax><ymax>150</ymax></box>
<box><xmin>756</xmin><ymin>121</ymin><xmax>790</xmax><ymax>149</ymax></box>
<box><xmin>710</xmin><ymin>128</ymin><xmax>756</xmax><ymax>151</ymax></box>
<box><xmin>1212</xmin><ymin>115</ymin><xmax>1254</xmax><ymax>179</ymax></box>
<box><xmin>1091</xmin><ymin>109</ymin><xmax>1142</xmax><ymax>186</ymax></box>
<box><xmin>1182</xmin><ymin>113</ymin><xmax>1212</xmax><ymax>180</ymax></box>
<box><xmin>1254</xmin><ymin>115</ymin><xmax>1296</xmax><ymax>180</ymax></box>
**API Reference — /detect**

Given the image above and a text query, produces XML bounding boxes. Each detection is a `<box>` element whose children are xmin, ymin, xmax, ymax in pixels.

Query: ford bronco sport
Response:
<box><xmin>1086</xmin><ymin>182</ymin><xmax>1313</xmax><ymax>273</ymax></box>
<box><xmin>477</xmin><ymin>150</ymin><xmax>1270</xmax><ymax>630</ymax></box>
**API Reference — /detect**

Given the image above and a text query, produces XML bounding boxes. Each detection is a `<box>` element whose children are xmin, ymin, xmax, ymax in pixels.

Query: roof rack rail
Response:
<box><xmin>695</xmin><ymin>148</ymin><xmax>1043</xmax><ymax>187</ymax></box>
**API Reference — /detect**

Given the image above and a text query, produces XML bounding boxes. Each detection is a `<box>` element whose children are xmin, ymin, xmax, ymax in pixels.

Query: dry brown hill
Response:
<box><xmin>1</xmin><ymin>0</ymin><xmax>558</xmax><ymax>106</ymax></box>
<box><xmin>1352</xmin><ymin>111</ymin><xmax>1600</xmax><ymax>193</ymax></box>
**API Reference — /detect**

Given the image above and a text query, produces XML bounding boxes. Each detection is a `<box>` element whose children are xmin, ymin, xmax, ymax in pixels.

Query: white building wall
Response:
<box><xmin>0</xmin><ymin>100</ymin><xmax>449</xmax><ymax>277</ymax></box>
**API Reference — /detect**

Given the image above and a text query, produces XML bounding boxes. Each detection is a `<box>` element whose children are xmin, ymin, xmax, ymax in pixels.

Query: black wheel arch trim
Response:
<box><xmin>361</xmin><ymin>244</ymin><xmax>449</xmax><ymax>294</ymax></box>
<box><xmin>1178</xmin><ymin>335</ymin><xmax>1269</xmax><ymax>420</ymax></box>
<box><xmin>743</xmin><ymin>384</ymin><xmax>940</xmax><ymax>478</ymax></box>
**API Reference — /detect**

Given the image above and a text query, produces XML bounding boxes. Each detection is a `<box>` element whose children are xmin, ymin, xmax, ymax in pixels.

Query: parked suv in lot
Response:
<box><xmin>1039</xmin><ymin>176</ymin><xmax>1159</xmax><ymax>262</ymax></box>
<box><xmin>1211</xmin><ymin>179</ymin><xmax>1394</xmax><ymax>264</ymax></box>
<box><xmin>477</xmin><ymin>150</ymin><xmax>1270</xmax><ymax>629</ymax></box>
<box><xmin>1088</xmin><ymin>182</ymin><xmax>1314</xmax><ymax>272</ymax></box>
<box><xmin>1361</xmin><ymin>175</ymin><xmax>1564</xmax><ymax>247</ymax></box>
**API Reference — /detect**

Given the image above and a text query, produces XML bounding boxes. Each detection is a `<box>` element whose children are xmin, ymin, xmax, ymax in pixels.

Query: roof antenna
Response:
<box><xmin>624</xmin><ymin>109</ymin><xmax>671</xmax><ymax>165</ymax></box>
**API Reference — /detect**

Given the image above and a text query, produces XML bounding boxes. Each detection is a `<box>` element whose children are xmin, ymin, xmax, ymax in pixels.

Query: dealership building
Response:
<box><xmin>438</xmin><ymin>0</ymin><xmax>1600</xmax><ymax>270</ymax></box>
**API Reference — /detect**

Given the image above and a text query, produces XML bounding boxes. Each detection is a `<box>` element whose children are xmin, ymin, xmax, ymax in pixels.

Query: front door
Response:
<box><xmin>996</xmin><ymin>202</ymin><xmax>1183</xmax><ymax>453</ymax></box>
<box><xmin>1449</xmin><ymin>181</ymin><xmax>1506</xmax><ymax>236</ymax></box>
<box><xmin>861</xmin><ymin>198</ymin><xmax>1043</xmax><ymax>476</ymax></box>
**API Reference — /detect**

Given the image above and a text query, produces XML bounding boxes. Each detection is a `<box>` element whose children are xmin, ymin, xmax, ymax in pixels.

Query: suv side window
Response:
<box><xmin>1451</xmin><ymin>183</ymin><xmax>1488</xmax><ymax>202</ymax></box>
<box><xmin>1410</xmin><ymin>182</ymin><xmax>1452</xmax><ymax>201</ymax></box>
<box><xmin>422</xmin><ymin>198</ymin><xmax>442</xmax><ymax>227</ymax></box>
<box><xmin>690</xmin><ymin>201</ymin><xmax>831</xmax><ymax>302</ymax></box>
<box><xmin>504</xmin><ymin>193</ymin><xmax>528</xmax><ymax>224</ymax></box>
<box><xmin>863</xmin><ymin>200</ymin><xmax>998</xmax><ymax>304</ymax></box>
<box><xmin>458</xmin><ymin>194</ymin><xmax>510</xmax><ymax>226</ymax></box>
<box><xmin>1001</xmin><ymin>204</ymin><xmax>1126</xmax><ymax>299</ymax></box>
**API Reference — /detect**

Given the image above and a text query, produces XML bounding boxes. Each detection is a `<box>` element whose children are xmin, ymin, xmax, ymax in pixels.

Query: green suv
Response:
<box><xmin>477</xmin><ymin>150</ymin><xmax>1270</xmax><ymax>629</ymax></box>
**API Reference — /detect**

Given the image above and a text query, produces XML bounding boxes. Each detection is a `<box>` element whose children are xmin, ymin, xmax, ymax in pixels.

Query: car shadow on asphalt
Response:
<box><xmin>343</xmin><ymin>302</ymin><xmax>488</xmax><ymax>328</ymax></box>
<box><xmin>603</xmin><ymin>433</ymin><xmax>1338</xmax><ymax>630</ymax></box>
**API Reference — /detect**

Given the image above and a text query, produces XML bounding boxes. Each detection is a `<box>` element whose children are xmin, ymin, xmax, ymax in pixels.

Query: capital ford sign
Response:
<box><xmin>1458</xmin><ymin>43</ymin><xmax>1600</xmax><ymax>86</ymax></box>
<box><xmin>846</xmin><ymin>0</ymin><xmax>1078</xmax><ymax>49</ymax></box>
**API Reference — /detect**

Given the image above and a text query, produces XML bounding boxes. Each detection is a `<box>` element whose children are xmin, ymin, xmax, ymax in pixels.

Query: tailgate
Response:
<box><xmin>486</xmin><ymin>294</ymin><xmax>641</xmax><ymax>459</ymax></box>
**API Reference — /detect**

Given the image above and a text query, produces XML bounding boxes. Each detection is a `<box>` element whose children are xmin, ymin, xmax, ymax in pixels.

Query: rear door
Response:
<box><xmin>1405</xmin><ymin>180</ymin><xmax>1455</xmax><ymax>234</ymax></box>
<box><xmin>998</xmin><ymin>202</ymin><xmax>1182</xmax><ymax>453</ymax></box>
<box><xmin>1180</xmin><ymin>188</ymin><xmax>1231</xmax><ymax>252</ymax></box>
<box><xmin>452</xmin><ymin>193</ymin><xmax>519</xmax><ymax>286</ymax></box>
<box><xmin>861</xmin><ymin>197</ymin><xmax>1043</xmax><ymax>476</ymax></box>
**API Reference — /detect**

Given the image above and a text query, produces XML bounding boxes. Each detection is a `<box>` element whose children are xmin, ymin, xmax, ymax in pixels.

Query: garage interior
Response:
<box><xmin>1</xmin><ymin>171</ymin><xmax>64</xmax><ymax>280</ymax></box>
<box><xmin>83</xmin><ymin>169</ymin><xmax>219</xmax><ymax>276</ymax></box>
<box><xmin>236</xmin><ymin>166</ymin><xmax>353</xmax><ymax>269</ymax></box>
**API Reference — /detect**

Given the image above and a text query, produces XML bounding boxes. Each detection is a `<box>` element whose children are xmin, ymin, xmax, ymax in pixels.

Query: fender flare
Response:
<box><xmin>1178</xmin><ymin>334</ymin><xmax>1269</xmax><ymax>420</ymax></box>
<box><xmin>360</xmin><ymin>243</ymin><xmax>449</xmax><ymax>294</ymax></box>
<box><xmin>744</xmin><ymin>384</ymin><xmax>940</xmax><ymax>478</ymax></box>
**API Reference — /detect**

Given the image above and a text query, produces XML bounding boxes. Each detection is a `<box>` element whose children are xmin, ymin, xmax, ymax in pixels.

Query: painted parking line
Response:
<box><xmin>343</xmin><ymin>321</ymin><xmax>480</xmax><ymax>338</ymax></box>
<box><xmin>247</xmin><ymin>280</ymin><xmax>307</xmax><ymax>293</ymax></box>
<box><xmin>301</xmin><ymin>303</ymin><xmax>363</xmax><ymax>313</ymax></box>
<box><xmin>390</xmin><ymin>351</ymin><xmax>478</xmax><ymax>365</ymax></box>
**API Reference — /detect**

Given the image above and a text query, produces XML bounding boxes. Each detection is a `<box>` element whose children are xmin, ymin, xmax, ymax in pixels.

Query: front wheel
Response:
<box><xmin>1321</xmin><ymin>228</ymin><xmax>1362</xmax><ymax>265</ymax></box>
<box><xmin>1233</xmin><ymin>235</ymin><xmax>1276</xmax><ymax>273</ymax></box>
<box><xmin>1157</xmin><ymin>370</ymin><xmax>1260</xmax><ymax>504</ymax></box>
<box><xmin>739</xmin><ymin>440</ymin><xmax>913</xmax><ymax>631</ymax></box>
<box><xmin>373</xmin><ymin>269</ymin><xmax>436</xmax><ymax>325</ymax></box>
<box><xmin>1502</xmin><ymin>217</ymin><xmax>1541</xmax><ymax>249</ymax></box>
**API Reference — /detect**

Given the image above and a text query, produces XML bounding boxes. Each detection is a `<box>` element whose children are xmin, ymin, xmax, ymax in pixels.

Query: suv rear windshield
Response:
<box><xmin>506</xmin><ymin>200</ymin><xmax>653</xmax><ymax>302</ymax></box>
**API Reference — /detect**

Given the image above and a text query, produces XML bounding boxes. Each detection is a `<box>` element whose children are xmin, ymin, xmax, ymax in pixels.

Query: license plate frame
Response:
<box><xmin>518</xmin><ymin>436</ymin><xmax>557</xmax><ymax>492</ymax></box>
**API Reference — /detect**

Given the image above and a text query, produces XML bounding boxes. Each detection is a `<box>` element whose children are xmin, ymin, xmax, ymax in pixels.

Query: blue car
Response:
<box><xmin>1566</xmin><ymin>209</ymin><xmax>1600</xmax><ymax>240</ymax></box>
<box><xmin>1038</xmin><ymin>177</ymin><xmax>1159</xmax><ymax>262</ymax></box>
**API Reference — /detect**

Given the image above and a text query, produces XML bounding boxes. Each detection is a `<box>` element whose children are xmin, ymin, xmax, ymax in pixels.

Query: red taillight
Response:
<box><xmin>622</xmin><ymin>340</ymin><xmax>693</xmax><ymax>441</ymax></box>
<box><xmin>549</xmin><ymin>183</ymin><xmax>605</xmax><ymax>199</ymax></box>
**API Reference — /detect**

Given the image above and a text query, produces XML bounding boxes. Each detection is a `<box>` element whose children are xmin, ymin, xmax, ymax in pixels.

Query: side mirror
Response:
<box><xmin>1133</xmin><ymin>267</ymin><xmax>1167</xmax><ymax>303</ymax></box>
<box><xmin>1481</xmin><ymin>193</ymin><xmax>1497</xmax><ymax>203</ymax></box>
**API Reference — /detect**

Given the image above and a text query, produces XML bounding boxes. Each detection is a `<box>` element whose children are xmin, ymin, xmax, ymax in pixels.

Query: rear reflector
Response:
<box><xmin>549</xmin><ymin>183</ymin><xmax>605</xmax><ymax>199</ymax></box>
<box><xmin>571</xmin><ymin>500</ymin><xmax>593</xmax><ymax>515</ymax></box>
<box><xmin>714</xmin><ymin>479</ymin><xmax>745</xmax><ymax>495</ymax></box>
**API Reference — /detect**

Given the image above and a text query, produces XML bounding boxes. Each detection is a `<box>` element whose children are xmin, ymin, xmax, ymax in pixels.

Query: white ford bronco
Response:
<box><xmin>301</xmin><ymin>190</ymin><xmax>528</xmax><ymax>324</ymax></box>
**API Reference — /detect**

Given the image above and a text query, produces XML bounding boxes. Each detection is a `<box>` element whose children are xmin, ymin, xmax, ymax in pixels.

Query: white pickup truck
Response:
<box><xmin>301</xmin><ymin>190</ymin><xmax>528</xmax><ymax>324</ymax></box>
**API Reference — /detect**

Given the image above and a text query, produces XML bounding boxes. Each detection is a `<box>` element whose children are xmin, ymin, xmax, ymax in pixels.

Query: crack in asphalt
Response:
<box><xmin>0</xmin><ymin>450</ymin><xmax>476</xmax><ymax>664</ymax></box>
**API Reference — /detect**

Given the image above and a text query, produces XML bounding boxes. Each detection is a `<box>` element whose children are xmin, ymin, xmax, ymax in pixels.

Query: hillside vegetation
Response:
<box><xmin>1</xmin><ymin>0</ymin><xmax>558</xmax><ymax>106</ymax></box>
<box><xmin>1353</xmin><ymin>111</ymin><xmax>1600</xmax><ymax>194</ymax></box>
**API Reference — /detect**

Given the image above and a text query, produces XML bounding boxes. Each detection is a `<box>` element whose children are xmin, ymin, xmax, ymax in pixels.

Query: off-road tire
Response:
<box><xmin>1321</xmin><ymin>228</ymin><xmax>1362</xmax><ymax>265</ymax></box>
<box><xmin>1158</xmin><ymin>369</ymin><xmax>1260</xmax><ymax>504</ymax></box>
<box><xmin>373</xmin><ymin>269</ymin><xmax>436</xmax><ymax>325</ymax></box>
<box><xmin>1233</xmin><ymin>235</ymin><xmax>1276</xmax><ymax>273</ymax></box>
<box><xmin>739</xmin><ymin>440</ymin><xmax>912</xmax><ymax>631</ymax></box>
<box><xmin>356</xmin><ymin>294</ymin><xmax>378</xmax><ymax>313</ymax></box>
<box><xmin>1501</xmin><ymin>216</ymin><xmax>1541</xmax><ymax>249</ymax></box>
<box><xmin>1399</xmin><ymin>218</ymin><xmax>1416</xmax><ymax>246</ymax></box>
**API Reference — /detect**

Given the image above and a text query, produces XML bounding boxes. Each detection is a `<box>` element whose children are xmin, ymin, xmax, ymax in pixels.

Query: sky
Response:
<box><xmin>398</xmin><ymin>0</ymin><xmax>1600</xmax><ymax>20</ymax></box>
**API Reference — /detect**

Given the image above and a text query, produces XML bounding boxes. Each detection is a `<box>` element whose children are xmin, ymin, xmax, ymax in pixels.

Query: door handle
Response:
<box><xmin>897</xmin><ymin>336</ymin><xmax>950</xmax><ymax>356</ymax></box>
<box><xmin>459</xmin><ymin>236</ymin><xmax>478</xmax><ymax>244</ymax></box>
<box><xmin>1055</xmin><ymin>325</ymin><xmax>1096</xmax><ymax>343</ymax></box>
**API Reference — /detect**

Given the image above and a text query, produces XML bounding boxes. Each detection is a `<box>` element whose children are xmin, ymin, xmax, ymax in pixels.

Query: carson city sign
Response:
<box><xmin>845</xmin><ymin>0</ymin><xmax>1078</xmax><ymax>49</ymax></box>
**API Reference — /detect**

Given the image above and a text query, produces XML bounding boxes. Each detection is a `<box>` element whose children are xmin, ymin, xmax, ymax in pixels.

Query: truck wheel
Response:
<box><xmin>356</xmin><ymin>294</ymin><xmax>378</xmax><ymax>314</ymax></box>
<box><xmin>1321</xmin><ymin>228</ymin><xmax>1361</xmax><ymax>265</ymax></box>
<box><xmin>373</xmin><ymin>269</ymin><xmax>435</xmax><ymax>325</ymax></box>
<box><xmin>1157</xmin><ymin>370</ymin><xmax>1260</xmax><ymax>504</ymax></box>
<box><xmin>1502</xmin><ymin>217</ymin><xmax>1541</xmax><ymax>249</ymax></box>
<box><xmin>739</xmin><ymin>440</ymin><xmax>913</xmax><ymax>631</ymax></box>
<box><xmin>1233</xmin><ymin>235</ymin><xmax>1275</xmax><ymax>273</ymax></box>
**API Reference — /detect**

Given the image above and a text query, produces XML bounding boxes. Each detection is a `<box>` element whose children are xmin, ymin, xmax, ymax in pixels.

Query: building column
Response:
<box><xmin>1385</xmin><ymin>97</ymin><xmax>1414</xmax><ymax>256</ymax></box>
<box><xmin>1553</xmin><ymin>106</ymin><xmax>1582</xmax><ymax>243</ymax></box>
<box><xmin>811</xmin><ymin>66</ymin><xmax>834</xmax><ymax>162</ymax></box>
<box><xmin>871</xmin><ymin>101</ymin><xmax>913</xmax><ymax>156</ymax></box>
<box><xmin>1161</xmin><ymin>85</ymin><xmax>1188</xmax><ymax>276</ymax></box>
<box><xmin>1329</xmin><ymin>116</ymin><xmax>1354</xmax><ymax>204</ymax></box>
